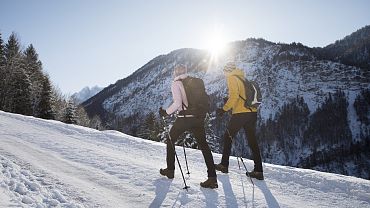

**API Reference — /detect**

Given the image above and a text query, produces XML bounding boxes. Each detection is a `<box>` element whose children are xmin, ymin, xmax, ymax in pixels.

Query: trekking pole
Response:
<box><xmin>237</xmin><ymin>157</ymin><xmax>241</xmax><ymax>170</ymax></box>
<box><xmin>182</xmin><ymin>138</ymin><xmax>190</xmax><ymax>176</ymax></box>
<box><xmin>239</xmin><ymin>157</ymin><xmax>254</xmax><ymax>186</ymax></box>
<box><xmin>162</xmin><ymin>117</ymin><xmax>190</xmax><ymax>191</ymax></box>
<box><xmin>226</xmin><ymin>129</ymin><xmax>254</xmax><ymax>186</ymax></box>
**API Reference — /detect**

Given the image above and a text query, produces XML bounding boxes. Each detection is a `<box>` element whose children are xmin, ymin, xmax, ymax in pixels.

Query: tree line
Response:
<box><xmin>0</xmin><ymin>32</ymin><xmax>102</xmax><ymax>129</ymax></box>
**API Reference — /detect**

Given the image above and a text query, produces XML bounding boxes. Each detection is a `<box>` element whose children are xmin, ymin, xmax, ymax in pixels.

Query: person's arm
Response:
<box><xmin>166</xmin><ymin>81</ymin><xmax>183</xmax><ymax>115</ymax></box>
<box><xmin>223</xmin><ymin>76</ymin><xmax>239</xmax><ymax>112</ymax></box>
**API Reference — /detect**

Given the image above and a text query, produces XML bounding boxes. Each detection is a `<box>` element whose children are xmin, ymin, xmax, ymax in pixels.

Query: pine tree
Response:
<box><xmin>354</xmin><ymin>89</ymin><xmax>370</xmax><ymax>125</ymax></box>
<box><xmin>75</xmin><ymin>105</ymin><xmax>90</xmax><ymax>127</ymax></box>
<box><xmin>90</xmin><ymin>115</ymin><xmax>103</xmax><ymax>130</ymax></box>
<box><xmin>51</xmin><ymin>85</ymin><xmax>68</xmax><ymax>121</ymax></box>
<box><xmin>38</xmin><ymin>76</ymin><xmax>55</xmax><ymax>119</ymax></box>
<box><xmin>24</xmin><ymin>44</ymin><xmax>44</xmax><ymax>116</ymax></box>
<box><xmin>5</xmin><ymin>33</ymin><xmax>21</xmax><ymax>62</ymax></box>
<box><xmin>0</xmin><ymin>32</ymin><xmax>6</xmax><ymax>109</ymax></box>
<box><xmin>138</xmin><ymin>112</ymin><xmax>160</xmax><ymax>141</ymax></box>
<box><xmin>4</xmin><ymin>33</ymin><xmax>32</xmax><ymax>115</ymax></box>
<box><xmin>0</xmin><ymin>33</ymin><xmax>5</xmax><ymax>66</ymax></box>
<box><xmin>11</xmin><ymin>67</ymin><xmax>33</xmax><ymax>115</ymax></box>
<box><xmin>64</xmin><ymin>100</ymin><xmax>77</xmax><ymax>124</ymax></box>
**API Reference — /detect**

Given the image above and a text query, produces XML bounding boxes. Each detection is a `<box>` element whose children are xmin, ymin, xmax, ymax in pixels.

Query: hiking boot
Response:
<box><xmin>160</xmin><ymin>168</ymin><xmax>174</xmax><ymax>179</ymax></box>
<box><xmin>215</xmin><ymin>163</ymin><xmax>228</xmax><ymax>173</ymax></box>
<box><xmin>248</xmin><ymin>171</ymin><xmax>264</xmax><ymax>180</ymax></box>
<box><xmin>200</xmin><ymin>177</ymin><xmax>218</xmax><ymax>189</ymax></box>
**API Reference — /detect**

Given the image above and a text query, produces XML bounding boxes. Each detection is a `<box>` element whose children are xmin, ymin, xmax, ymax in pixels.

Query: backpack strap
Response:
<box><xmin>233</xmin><ymin>75</ymin><xmax>247</xmax><ymax>101</ymax></box>
<box><xmin>179</xmin><ymin>78</ymin><xmax>188</xmax><ymax>111</ymax></box>
<box><xmin>182</xmin><ymin>103</ymin><xmax>188</xmax><ymax>110</ymax></box>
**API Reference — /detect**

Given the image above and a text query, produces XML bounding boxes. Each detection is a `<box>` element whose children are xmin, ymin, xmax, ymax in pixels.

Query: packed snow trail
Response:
<box><xmin>0</xmin><ymin>111</ymin><xmax>369</xmax><ymax>207</ymax></box>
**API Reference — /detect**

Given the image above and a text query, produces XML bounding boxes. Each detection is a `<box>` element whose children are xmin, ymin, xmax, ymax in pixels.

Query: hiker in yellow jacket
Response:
<box><xmin>215</xmin><ymin>61</ymin><xmax>264</xmax><ymax>180</ymax></box>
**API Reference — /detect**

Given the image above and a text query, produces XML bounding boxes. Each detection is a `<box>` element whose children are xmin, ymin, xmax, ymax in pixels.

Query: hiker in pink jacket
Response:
<box><xmin>165</xmin><ymin>73</ymin><xmax>188</xmax><ymax>115</ymax></box>
<box><xmin>159</xmin><ymin>64</ymin><xmax>218</xmax><ymax>189</ymax></box>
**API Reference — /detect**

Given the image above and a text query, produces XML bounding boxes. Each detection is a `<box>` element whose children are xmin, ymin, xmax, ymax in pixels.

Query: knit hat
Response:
<box><xmin>223</xmin><ymin>62</ymin><xmax>236</xmax><ymax>72</ymax></box>
<box><xmin>174</xmin><ymin>64</ymin><xmax>187</xmax><ymax>77</ymax></box>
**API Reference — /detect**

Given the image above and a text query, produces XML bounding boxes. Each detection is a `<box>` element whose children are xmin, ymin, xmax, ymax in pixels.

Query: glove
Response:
<box><xmin>159</xmin><ymin>107</ymin><xmax>168</xmax><ymax>118</ymax></box>
<box><xmin>216</xmin><ymin>108</ymin><xmax>225</xmax><ymax>117</ymax></box>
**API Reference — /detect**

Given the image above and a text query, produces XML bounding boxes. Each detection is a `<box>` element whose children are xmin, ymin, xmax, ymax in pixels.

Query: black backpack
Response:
<box><xmin>181</xmin><ymin>76</ymin><xmax>210</xmax><ymax>116</ymax></box>
<box><xmin>234</xmin><ymin>76</ymin><xmax>262</xmax><ymax>109</ymax></box>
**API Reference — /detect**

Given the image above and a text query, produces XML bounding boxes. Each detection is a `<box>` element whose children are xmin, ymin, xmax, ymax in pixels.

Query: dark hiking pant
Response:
<box><xmin>221</xmin><ymin>112</ymin><xmax>263</xmax><ymax>172</ymax></box>
<box><xmin>167</xmin><ymin>117</ymin><xmax>216</xmax><ymax>177</ymax></box>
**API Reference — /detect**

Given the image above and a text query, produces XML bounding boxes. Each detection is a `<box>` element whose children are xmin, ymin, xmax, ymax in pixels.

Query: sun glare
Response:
<box><xmin>207</xmin><ymin>35</ymin><xmax>227</xmax><ymax>56</ymax></box>
<box><xmin>205</xmin><ymin>25</ymin><xmax>228</xmax><ymax>59</ymax></box>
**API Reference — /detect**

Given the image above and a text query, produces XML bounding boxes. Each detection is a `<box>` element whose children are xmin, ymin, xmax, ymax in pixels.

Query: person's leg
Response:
<box><xmin>166</xmin><ymin>118</ymin><xmax>188</xmax><ymax>170</ymax></box>
<box><xmin>192</xmin><ymin>119</ymin><xmax>216</xmax><ymax>177</ymax></box>
<box><xmin>243</xmin><ymin>112</ymin><xmax>263</xmax><ymax>172</ymax></box>
<box><xmin>220</xmin><ymin>114</ymin><xmax>246</xmax><ymax>167</ymax></box>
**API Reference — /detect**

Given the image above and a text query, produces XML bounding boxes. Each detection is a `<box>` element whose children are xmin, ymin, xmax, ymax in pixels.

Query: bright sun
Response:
<box><xmin>207</xmin><ymin>35</ymin><xmax>227</xmax><ymax>56</ymax></box>
<box><xmin>205</xmin><ymin>25</ymin><xmax>228</xmax><ymax>58</ymax></box>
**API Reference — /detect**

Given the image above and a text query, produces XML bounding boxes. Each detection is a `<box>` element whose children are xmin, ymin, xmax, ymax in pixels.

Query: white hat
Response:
<box><xmin>223</xmin><ymin>62</ymin><xmax>236</xmax><ymax>72</ymax></box>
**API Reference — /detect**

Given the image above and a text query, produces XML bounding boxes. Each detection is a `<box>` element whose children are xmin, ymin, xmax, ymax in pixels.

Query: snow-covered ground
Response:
<box><xmin>0</xmin><ymin>111</ymin><xmax>369</xmax><ymax>207</ymax></box>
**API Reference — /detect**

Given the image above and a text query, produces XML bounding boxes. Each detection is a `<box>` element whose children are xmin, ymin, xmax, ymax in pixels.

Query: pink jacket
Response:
<box><xmin>166</xmin><ymin>74</ymin><xmax>189</xmax><ymax>115</ymax></box>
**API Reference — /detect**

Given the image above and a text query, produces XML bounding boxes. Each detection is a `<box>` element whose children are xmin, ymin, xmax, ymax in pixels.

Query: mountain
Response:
<box><xmin>71</xmin><ymin>85</ymin><xmax>103</xmax><ymax>104</ymax></box>
<box><xmin>1</xmin><ymin>111</ymin><xmax>370</xmax><ymax>207</ymax></box>
<box><xmin>82</xmin><ymin>28</ymin><xmax>370</xmax><ymax>180</ymax></box>
<box><xmin>314</xmin><ymin>25</ymin><xmax>370</xmax><ymax>71</ymax></box>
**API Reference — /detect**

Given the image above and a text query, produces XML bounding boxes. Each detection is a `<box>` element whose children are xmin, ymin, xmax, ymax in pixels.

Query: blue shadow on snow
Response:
<box><xmin>255</xmin><ymin>180</ymin><xmax>280</xmax><ymax>208</ymax></box>
<box><xmin>149</xmin><ymin>178</ymin><xmax>172</xmax><ymax>208</ymax></box>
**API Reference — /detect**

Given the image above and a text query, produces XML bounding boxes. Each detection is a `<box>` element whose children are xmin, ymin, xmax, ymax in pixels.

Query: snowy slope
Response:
<box><xmin>0</xmin><ymin>111</ymin><xmax>370</xmax><ymax>208</ymax></box>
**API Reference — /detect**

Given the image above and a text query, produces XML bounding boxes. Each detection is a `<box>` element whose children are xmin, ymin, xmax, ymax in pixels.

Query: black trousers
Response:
<box><xmin>221</xmin><ymin>112</ymin><xmax>263</xmax><ymax>172</ymax></box>
<box><xmin>167</xmin><ymin>117</ymin><xmax>216</xmax><ymax>177</ymax></box>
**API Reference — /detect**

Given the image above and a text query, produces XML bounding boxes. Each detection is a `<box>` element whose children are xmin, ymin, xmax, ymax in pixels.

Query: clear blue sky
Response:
<box><xmin>1</xmin><ymin>0</ymin><xmax>369</xmax><ymax>94</ymax></box>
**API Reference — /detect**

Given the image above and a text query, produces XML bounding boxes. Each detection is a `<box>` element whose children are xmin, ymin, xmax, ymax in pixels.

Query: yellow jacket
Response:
<box><xmin>223</xmin><ymin>69</ymin><xmax>257</xmax><ymax>114</ymax></box>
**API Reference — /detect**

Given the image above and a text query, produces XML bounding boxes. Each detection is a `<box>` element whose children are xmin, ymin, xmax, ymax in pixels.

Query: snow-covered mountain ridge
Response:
<box><xmin>0</xmin><ymin>111</ymin><xmax>370</xmax><ymax>207</ymax></box>
<box><xmin>71</xmin><ymin>86</ymin><xmax>103</xmax><ymax>104</ymax></box>
<box><xmin>83</xmin><ymin>26</ymin><xmax>369</xmax><ymax>126</ymax></box>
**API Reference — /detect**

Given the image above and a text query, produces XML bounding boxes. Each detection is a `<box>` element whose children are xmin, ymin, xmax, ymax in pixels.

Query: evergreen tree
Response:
<box><xmin>4</xmin><ymin>33</ymin><xmax>32</xmax><ymax>115</ymax></box>
<box><xmin>5</xmin><ymin>33</ymin><xmax>21</xmax><ymax>62</ymax></box>
<box><xmin>51</xmin><ymin>85</ymin><xmax>68</xmax><ymax>121</ymax></box>
<box><xmin>24</xmin><ymin>44</ymin><xmax>44</xmax><ymax>116</ymax></box>
<box><xmin>138</xmin><ymin>112</ymin><xmax>160</xmax><ymax>141</ymax></box>
<box><xmin>90</xmin><ymin>115</ymin><xmax>103</xmax><ymax>130</ymax></box>
<box><xmin>10</xmin><ymin>67</ymin><xmax>33</xmax><ymax>115</ymax></box>
<box><xmin>0</xmin><ymin>33</ymin><xmax>4</xmax><ymax>64</ymax></box>
<box><xmin>64</xmin><ymin>100</ymin><xmax>77</xmax><ymax>124</ymax></box>
<box><xmin>0</xmin><ymin>32</ymin><xmax>6</xmax><ymax>109</ymax></box>
<box><xmin>38</xmin><ymin>76</ymin><xmax>55</xmax><ymax>119</ymax></box>
<box><xmin>354</xmin><ymin>89</ymin><xmax>370</xmax><ymax>125</ymax></box>
<box><xmin>23</xmin><ymin>44</ymin><xmax>42</xmax><ymax>75</ymax></box>
<box><xmin>75</xmin><ymin>105</ymin><xmax>91</xmax><ymax>127</ymax></box>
